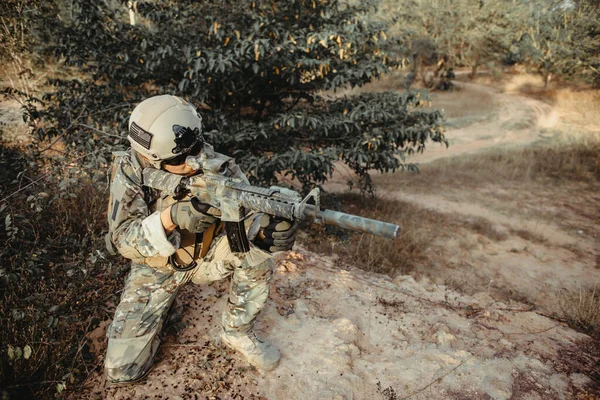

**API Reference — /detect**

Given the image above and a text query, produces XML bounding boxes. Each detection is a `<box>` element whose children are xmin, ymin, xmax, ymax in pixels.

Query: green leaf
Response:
<box><xmin>23</xmin><ymin>345</ymin><xmax>32</xmax><ymax>360</ymax></box>
<box><xmin>56</xmin><ymin>382</ymin><xmax>66</xmax><ymax>394</ymax></box>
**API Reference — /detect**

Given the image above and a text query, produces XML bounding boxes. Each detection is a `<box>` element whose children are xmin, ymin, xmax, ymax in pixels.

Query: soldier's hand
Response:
<box><xmin>170</xmin><ymin>198</ymin><xmax>221</xmax><ymax>233</ymax></box>
<box><xmin>253</xmin><ymin>214</ymin><xmax>298</xmax><ymax>253</ymax></box>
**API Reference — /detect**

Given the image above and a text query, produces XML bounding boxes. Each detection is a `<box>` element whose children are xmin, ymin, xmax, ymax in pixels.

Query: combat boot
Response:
<box><xmin>220</xmin><ymin>330</ymin><xmax>280</xmax><ymax>370</ymax></box>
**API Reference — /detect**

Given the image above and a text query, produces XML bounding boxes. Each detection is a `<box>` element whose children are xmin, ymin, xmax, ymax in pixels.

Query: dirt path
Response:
<box><xmin>325</xmin><ymin>79</ymin><xmax>599</xmax><ymax>314</ymax></box>
<box><xmin>410</xmin><ymin>81</ymin><xmax>559</xmax><ymax>163</ymax></box>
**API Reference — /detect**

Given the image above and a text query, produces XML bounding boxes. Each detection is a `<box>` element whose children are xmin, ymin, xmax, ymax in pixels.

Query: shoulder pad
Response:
<box><xmin>116</xmin><ymin>149</ymin><xmax>143</xmax><ymax>187</ymax></box>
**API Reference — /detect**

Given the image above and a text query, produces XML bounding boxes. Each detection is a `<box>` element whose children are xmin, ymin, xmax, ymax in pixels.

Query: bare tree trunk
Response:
<box><xmin>469</xmin><ymin>64</ymin><xmax>478</xmax><ymax>80</ymax></box>
<box><xmin>544</xmin><ymin>72</ymin><xmax>552</xmax><ymax>89</ymax></box>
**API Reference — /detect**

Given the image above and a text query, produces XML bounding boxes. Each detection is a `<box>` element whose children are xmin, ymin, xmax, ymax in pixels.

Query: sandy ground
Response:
<box><xmin>410</xmin><ymin>81</ymin><xmax>559</xmax><ymax>163</ymax></box>
<box><xmin>80</xmin><ymin>248</ymin><xmax>597</xmax><ymax>400</ymax></box>
<box><xmin>73</xmin><ymin>77</ymin><xmax>600</xmax><ymax>399</ymax></box>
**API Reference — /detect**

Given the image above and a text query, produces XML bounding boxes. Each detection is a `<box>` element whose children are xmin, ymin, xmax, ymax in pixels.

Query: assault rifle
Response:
<box><xmin>142</xmin><ymin>144</ymin><xmax>400</xmax><ymax>253</ymax></box>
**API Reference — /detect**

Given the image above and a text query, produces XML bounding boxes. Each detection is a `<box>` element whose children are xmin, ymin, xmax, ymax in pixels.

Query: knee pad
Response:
<box><xmin>104</xmin><ymin>332</ymin><xmax>158</xmax><ymax>384</ymax></box>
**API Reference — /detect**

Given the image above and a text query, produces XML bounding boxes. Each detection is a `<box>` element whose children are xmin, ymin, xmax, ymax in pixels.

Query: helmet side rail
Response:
<box><xmin>142</xmin><ymin>167</ymin><xmax>401</xmax><ymax>241</ymax></box>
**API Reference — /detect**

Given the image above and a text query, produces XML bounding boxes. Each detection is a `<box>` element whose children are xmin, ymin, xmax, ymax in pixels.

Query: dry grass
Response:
<box><xmin>553</xmin><ymin>89</ymin><xmax>600</xmax><ymax>128</ymax></box>
<box><xmin>557</xmin><ymin>283</ymin><xmax>600</xmax><ymax>339</ymax></box>
<box><xmin>303</xmin><ymin>193</ymin><xmax>446</xmax><ymax>276</ymax></box>
<box><xmin>509</xmin><ymin>228</ymin><xmax>548</xmax><ymax>244</ymax></box>
<box><xmin>463</xmin><ymin>216</ymin><xmax>508</xmax><ymax>241</ymax></box>
<box><xmin>371</xmin><ymin>136</ymin><xmax>600</xmax><ymax>257</ymax></box>
<box><xmin>0</xmin><ymin>142</ymin><xmax>128</xmax><ymax>398</ymax></box>
<box><xmin>375</xmin><ymin>136</ymin><xmax>600</xmax><ymax>191</ymax></box>
<box><xmin>303</xmin><ymin>193</ymin><xmax>514</xmax><ymax>278</ymax></box>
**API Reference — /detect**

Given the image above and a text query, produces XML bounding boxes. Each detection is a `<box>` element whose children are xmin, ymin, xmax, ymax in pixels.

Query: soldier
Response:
<box><xmin>104</xmin><ymin>95</ymin><xmax>297</xmax><ymax>385</ymax></box>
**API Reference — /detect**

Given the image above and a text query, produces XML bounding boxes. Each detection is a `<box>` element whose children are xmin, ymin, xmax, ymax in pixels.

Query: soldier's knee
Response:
<box><xmin>104</xmin><ymin>332</ymin><xmax>158</xmax><ymax>384</ymax></box>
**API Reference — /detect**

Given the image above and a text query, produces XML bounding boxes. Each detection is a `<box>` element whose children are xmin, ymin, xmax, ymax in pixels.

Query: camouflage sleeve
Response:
<box><xmin>108</xmin><ymin>154</ymin><xmax>180</xmax><ymax>260</ymax></box>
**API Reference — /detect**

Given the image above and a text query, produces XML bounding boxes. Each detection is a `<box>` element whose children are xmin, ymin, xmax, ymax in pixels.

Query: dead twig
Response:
<box><xmin>400</xmin><ymin>355</ymin><xmax>474</xmax><ymax>400</ymax></box>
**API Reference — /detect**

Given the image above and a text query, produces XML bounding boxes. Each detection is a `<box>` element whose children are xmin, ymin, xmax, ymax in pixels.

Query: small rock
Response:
<box><xmin>435</xmin><ymin>330</ymin><xmax>456</xmax><ymax>346</ymax></box>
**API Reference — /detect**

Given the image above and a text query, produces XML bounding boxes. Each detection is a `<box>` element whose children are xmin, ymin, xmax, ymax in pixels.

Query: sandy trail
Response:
<box><xmin>411</xmin><ymin>81</ymin><xmax>559</xmax><ymax>163</ymax></box>
<box><xmin>325</xmin><ymin>79</ymin><xmax>599</xmax><ymax>312</ymax></box>
<box><xmin>86</xmin><ymin>249</ymin><xmax>597</xmax><ymax>400</ymax></box>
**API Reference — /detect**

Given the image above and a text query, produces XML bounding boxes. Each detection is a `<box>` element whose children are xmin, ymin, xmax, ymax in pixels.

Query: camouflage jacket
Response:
<box><xmin>107</xmin><ymin>147</ymin><xmax>273</xmax><ymax>271</ymax></box>
<box><xmin>107</xmin><ymin>149</ymin><xmax>185</xmax><ymax>268</ymax></box>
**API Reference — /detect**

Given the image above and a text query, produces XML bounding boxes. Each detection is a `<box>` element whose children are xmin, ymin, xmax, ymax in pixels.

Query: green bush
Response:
<box><xmin>16</xmin><ymin>0</ymin><xmax>445</xmax><ymax>193</ymax></box>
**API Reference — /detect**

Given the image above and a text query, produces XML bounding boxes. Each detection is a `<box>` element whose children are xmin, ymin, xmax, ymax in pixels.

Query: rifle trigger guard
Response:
<box><xmin>296</xmin><ymin>188</ymin><xmax>320</xmax><ymax>221</ymax></box>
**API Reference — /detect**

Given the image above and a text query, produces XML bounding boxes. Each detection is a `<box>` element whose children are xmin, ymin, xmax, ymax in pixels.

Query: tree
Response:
<box><xmin>21</xmin><ymin>0</ymin><xmax>446</xmax><ymax>194</ymax></box>
<box><xmin>382</xmin><ymin>0</ymin><xmax>600</xmax><ymax>87</ymax></box>
<box><xmin>510</xmin><ymin>0</ymin><xmax>600</xmax><ymax>86</ymax></box>
<box><xmin>385</xmin><ymin>0</ymin><xmax>522</xmax><ymax>79</ymax></box>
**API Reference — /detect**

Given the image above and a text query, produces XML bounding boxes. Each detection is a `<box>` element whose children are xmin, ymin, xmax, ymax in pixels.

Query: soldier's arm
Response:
<box><xmin>108</xmin><ymin>155</ymin><xmax>180</xmax><ymax>260</ymax></box>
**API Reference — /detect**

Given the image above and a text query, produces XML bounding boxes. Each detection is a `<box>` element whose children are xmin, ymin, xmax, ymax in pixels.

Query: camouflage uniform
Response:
<box><xmin>104</xmin><ymin>149</ymin><xmax>273</xmax><ymax>383</ymax></box>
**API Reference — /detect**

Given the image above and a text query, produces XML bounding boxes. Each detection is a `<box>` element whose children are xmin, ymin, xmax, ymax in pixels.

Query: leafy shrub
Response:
<box><xmin>16</xmin><ymin>0</ymin><xmax>446</xmax><ymax>194</ymax></box>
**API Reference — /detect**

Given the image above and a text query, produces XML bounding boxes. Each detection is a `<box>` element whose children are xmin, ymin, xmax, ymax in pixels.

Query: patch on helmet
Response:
<box><xmin>172</xmin><ymin>125</ymin><xmax>199</xmax><ymax>154</ymax></box>
<box><xmin>130</xmin><ymin>122</ymin><xmax>153</xmax><ymax>150</ymax></box>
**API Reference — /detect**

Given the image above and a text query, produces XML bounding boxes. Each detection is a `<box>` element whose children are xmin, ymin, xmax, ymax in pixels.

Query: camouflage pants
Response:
<box><xmin>104</xmin><ymin>236</ymin><xmax>273</xmax><ymax>384</ymax></box>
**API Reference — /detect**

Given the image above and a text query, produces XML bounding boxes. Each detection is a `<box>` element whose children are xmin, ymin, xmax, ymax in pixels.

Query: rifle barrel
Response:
<box><xmin>303</xmin><ymin>205</ymin><xmax>400</xmax><ymax>239</ymax></box>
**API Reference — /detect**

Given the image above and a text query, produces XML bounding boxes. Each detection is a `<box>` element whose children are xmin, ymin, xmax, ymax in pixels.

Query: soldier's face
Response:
<box><xmin>160</xmin><ymin>139</ymin><xmax>203</xmax><ymax>176</ymax></box>
<box><xmin>162</xmin><ymin>163</ymin><xmax>197</xmax><ymax>176</ymax></box>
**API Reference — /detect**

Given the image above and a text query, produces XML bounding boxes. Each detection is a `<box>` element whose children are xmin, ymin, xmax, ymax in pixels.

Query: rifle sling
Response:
<box><xmin>200</xmin><ymin>220</ymin><xmax>223</xmax><ymax>258</ymax></box>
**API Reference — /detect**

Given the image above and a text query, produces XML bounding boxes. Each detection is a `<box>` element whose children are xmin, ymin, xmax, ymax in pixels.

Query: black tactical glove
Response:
<box><xmin>253</xmin><ymin>214</ymin><xmax>298</xmax><ymax>253</ymax></box>
<box><xmin>170</xmin><ymin>198</ymin><xmax>221</xmax><ymax>233</ymax></box>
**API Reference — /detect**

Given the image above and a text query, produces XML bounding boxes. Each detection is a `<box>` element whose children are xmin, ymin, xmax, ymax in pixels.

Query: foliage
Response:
<box><xmin>381</xmin><ymin>0</ymin><xmax>600</xmax><ymax>86</ymax></box>
<box><xmin>381</xmin><ymin>0</ymin><xmax>519</xmax><ymax>80</ymax></box>
<box><xmin>16</xmin><ymin>0</ymin><xmax>445</xmax><ymax>194</ymax></box>
<box><xmin>0</xmin><ymin>139</ymin><xmax>129</xmax><ymax>398</ymax></box>
<box><xmin>511</xmin><ymin>0</ymin><xmax>600</xmax><ymax>86</ymax></box>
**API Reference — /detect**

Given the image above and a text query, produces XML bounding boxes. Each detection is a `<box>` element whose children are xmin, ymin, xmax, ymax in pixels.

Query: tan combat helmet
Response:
<box><xmin>128</xmin><ymin>95</ymin><xmax>203</xmax><ymax>168</ymax></box>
